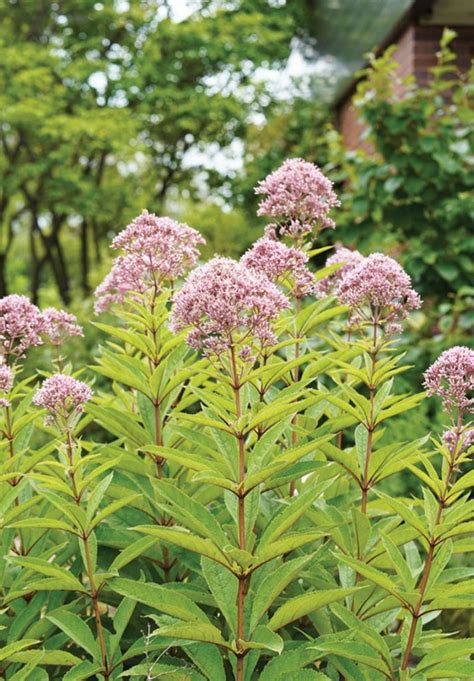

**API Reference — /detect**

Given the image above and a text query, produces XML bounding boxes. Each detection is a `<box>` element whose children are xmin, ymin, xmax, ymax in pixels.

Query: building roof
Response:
<box><xmin>306</xmin><ymin>0</ymin><xmax>474</xmax><ymax>104</ymax></box>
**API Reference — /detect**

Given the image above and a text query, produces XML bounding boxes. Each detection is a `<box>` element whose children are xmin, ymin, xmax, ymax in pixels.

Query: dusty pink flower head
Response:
<box><xmin>0</xmin><ymin>295</ymin><xmax>45</xmax><ymax>358</ymax></box>
<box><xmin>112</xmin><ymin>210</ymin><xmax>205</xmax><ymax>275</ymax></box>
<box><xmin>0</xmin><ymin>365</ymin><xmax>14</xmax><ymax>408</ymax></box>
<box><xmin>95</xmin><ymin>210</ymin><xmax>205</xmax><ymax>313</ymax></box>
<box><xmin>241</xmin><ymin>237</ymin><xmax>315</xmax><ymax>297</ymax></box>
<box><xmin>255</xmin><ymin>159</ymin><xmax>340</xmax><ymax>241</ymax></box>
<box><xmin>42</xmin><ymin>308</ymin><xmax>83</xmax><ymax>345</ymax></box>
<box><xmin>336</xmin><ymin>253</ymin><xmax>422</xmax><ymax>335</ymax></box>
<box><xmin>443</xmin><ymin>428</ymin><xmax>474</xmax><ymax>454</ymax></box>
<box><xmin>169</xmin><ymin>256</ymin><xmax>289</xmax><ymax>359</ymax></box>
<box><xmin>423</xmin><ymin>346</ymin><xmax>474</xmax><ymax>415</ymax></box>
<box><xmin>316</xmin><ymin>247</ymin><xmax>365</xmax><ymax>297</ymax></box>
<box><xmin>94</xmin><ymin>255</ymin><xmax>149</xmax><ymax>314</ymax></box>
<box><xmin>33</xmin><ymin>374</ymin><xmax>92</xmax><ymax>428</ymax></box>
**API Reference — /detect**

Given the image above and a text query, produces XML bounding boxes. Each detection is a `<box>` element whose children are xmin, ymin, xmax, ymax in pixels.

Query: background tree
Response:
<box><xmin>0</xmin><ymin>0</ymin><xmax>305</xmax><ymax>303</ymax></box>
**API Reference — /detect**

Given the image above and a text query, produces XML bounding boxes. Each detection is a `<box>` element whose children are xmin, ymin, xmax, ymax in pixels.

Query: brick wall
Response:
<box><xmin>337</xmin><ymin>24</ymin><xmax>474</xmax><ymax>150</ymax></box>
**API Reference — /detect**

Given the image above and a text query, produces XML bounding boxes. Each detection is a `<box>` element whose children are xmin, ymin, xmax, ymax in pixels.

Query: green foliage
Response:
<box><xmin>0</xmin><ymin>208</ymin><xmax>472</xmax><ymax>681</ymax></box>
<box><xmin>0</xmin><ymin>0</ymin><xmax>300</xmax><ymax>303</ymax></box>
<box><xmin>329</xmin><ymin>30</ymin><xmax>474</xmax><ymax>301</ymax></box>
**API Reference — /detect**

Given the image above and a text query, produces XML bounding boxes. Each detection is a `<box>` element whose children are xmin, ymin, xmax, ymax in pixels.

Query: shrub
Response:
<box><xmin>330</xmin><ymin>29</ymin><xmax>474</xmax><ymax>303</ymax></box>
<box><xmin>0</xmin><ymin>161</ymin><xmax>472</xmax><ymax>681</ymax></box>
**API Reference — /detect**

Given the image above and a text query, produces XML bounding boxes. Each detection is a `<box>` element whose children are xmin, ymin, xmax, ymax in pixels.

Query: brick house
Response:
<box><xmin>308</xmin><ymin>0</ymin><xmax>474</xmax><ymax>149</ymax></box>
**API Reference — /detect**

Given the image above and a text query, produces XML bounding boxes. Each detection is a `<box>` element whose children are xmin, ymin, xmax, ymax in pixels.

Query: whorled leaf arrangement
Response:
<box><xmin>0</xmin><ymin>162</ymin><xmax>472</xmax><ymax>681</ymax></box>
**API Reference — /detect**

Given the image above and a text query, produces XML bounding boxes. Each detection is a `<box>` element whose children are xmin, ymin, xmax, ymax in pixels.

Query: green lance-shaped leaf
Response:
<box><xmin>88</xmin><ymin>493</ymin><xmax>141</xmax><ymax>531</ymax></box>
<box><xmin>92</xmin><ymin>322</ymin><xmax>151</xmax><ymax>356</ymax></box>
<box><xmin>415</xmin><ymin>638</ymin><xmax>474</xmax><ymax>673</ymax></box>
<box><xmin>318</xmin><ymin>441</ymin><xmax>360</xmax><ymax>482</ymax></box>
<box><xmin>0</xmin><ymin>640</ymin><xmax>41</xmax><ymax>663</ymax></box>
<box><xmin>311</xmin><ymin>639</ymin><xmax>392</xmax><ymax>676</ymax></box>
<box><xmin>142</xmin><ymin>445</ymin><xmax>228</xmax><ymax>477</ymax></box>
<box><xmin>109</xmin><ymin>536</ymin><xmax>158</xmax><ymax>572</ymax></box>
<box><xmin>242</xmin><ymin>626</ymin><xmax>284</xmax><ymax>654</ymax></box>
<box><xmin>110</xmin><ymin>577</ymin><xmax>212</xmax><ymax>624</ymax></box>
<box><xmin>151</xmin><ymin>622</ymin><xmax>230</xmax><ymax>650</ymax></box>
<box><xmin>7</xmin><ymin>517</ymin><xmax>78</xmax><ymax>534</ymax></box>
<box><xmin>46</xmin><ymin>610</ymin><xmax>99</xmax><ymax>658</ymax></box>
<box><xmin>376</xmin><ymin>492</ymin><xmax>429</xmax><ymax>539</ymax></box>
<box><xmin>85</xmin><ymin>472</ymin><xmax>114</xmax><ymax>524</ymax></box>
<box><xmin>379</xmin><ymin>533</ymin><xmax>415</xmax><ymax>591</ymax></box>
<box><xmin>249</xmin><ymin>553</ymin><xmax>315</xmax><ymax>633</ymax></box>
<box><xmin>246</xmin><ymin>395</ymin><xmax>322</xmax><ymax>433</ymax></box>
<box><xmin>254</xmin><ymin>531</ymin><xmax>326</xmax><ymax>569</ymax></box>
<box><xmin>7</xmin><ymin>650</ymin><xmax>82</xmax><ymax>666</ymax></box>
<box><xmin>94</xmin><ymin>350</ymin><xmax>153</xmax><ymax>397</ymax></box>
<box><xmin>258</xmin><ymin>486</ymin><xmax>323</xmax><ymax>550</ymax></box>
<box><xmin>268</xmin><ymin>588</ymin><xmax>360</xmax><ymax>631</ymax></box>
<box><xmin>421</xmin><ymin>660</ymin><xmax>474</xmax><ymax>679</ymax></box>
<box><xmin>321</xmin><ymin>393</ymin><xmax>366</xmax><ymax>423</ymax></box>
<box><xmin>185</xmin><ymin>643</ymin><xmax>227</xmax><ymax>681</ymax></box>
<box><xmin>244</xmin><ymin>436</ymin><xmax>332</xmax><ymax>492</ymax></box>
<box><xmin>201</xmin><ymin>557</ymin><xmax>237</xmax><ymax>635</ymax></box>
<box><xmin>259</xmin><ymin>644</ymin><xmax>329</xmax><ymax>681</ymax></box>
<box><xmin>336</xmin><ymin>553</ymin><xmax>415</xmax><ymax>608</ymax></box>
<box><xmin>8</xmin><ymin>556</ymin><xmax>85</xmax><ymax>593</ymax></box>
<box><xmin>330</xmin><ymin>603</ymin><xmax>392</xmax><ymax>669</ymax></box>
<box><xmin>375</xmin><ymin>391</ymin><xmax>426</xmax><ymax>424</ymax></box>
<box><xmin>152</xmin><ymin>480</ymin><xmax>230</xmax><ymax>547</ymax></box>
<box><xmin>88</xmin><ymin>404</ymin><xmax>149</xmax><ymax>446</ymax></box>
<box><xmin>109</xmin><ymin>597</ymin><xmax>136</xmax><ymax>660</ymax></box>
<box><xmin>63</xmin><ymin>661</ymin><xmax>103</xmax><ymax>680</ymax></box>
<box><xmin>135</xmin><ymin>525</ymin><xmax>229</xmax><ymax>568</ymax></box>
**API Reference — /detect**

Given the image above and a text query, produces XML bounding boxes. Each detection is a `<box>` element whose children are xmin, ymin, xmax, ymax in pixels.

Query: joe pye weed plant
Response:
<box><xmin>0</xmin><ymin>159</ymin><xmax>472</xmax><ymax>680</ymax></box>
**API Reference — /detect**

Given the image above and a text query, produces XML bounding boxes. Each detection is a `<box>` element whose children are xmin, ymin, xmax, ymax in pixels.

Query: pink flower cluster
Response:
<box><xmin>42</xmin><ymin>308</ymin><xmax>83</xmax><ymax>346</ymax></box>
<box><xmin>169</xmin><ymin>257</ymin><xmax>289</xmax><ymax>358</ymax></box>
<box><xmin>316</xmin><ymin>247</ymin><xmax>365</xmax><ymax>297</ymax></box>
<box><xmin>255</xmin><ymin>159</ymin><xmax>340</xmax><ymax>241</ymax></box>
<box><xmin>0</xmin><ymin>295</ymin><xmax>45</xmax><ymax>358</ymax></box>
<box><xmin>0</xmin><ymin>364</ymin><xmax>14</xmax><ymax>408</ymax></box>
<box><xmin>33</xmin><ymin>374</ymin><xmax>92</xmax><ymax>428</ymax></box>
<box><xmin>94</xmin><ymin>256</ymin><xmax>149</xmax><ymax>314</ymax></box>
<box><xmin>443</xmin><ymin>428</ymin><xmax>474</xmax><ymax>454</ymax></box>
<box><xmin>240</xmin><ymin>237</ymin><xmax>315</xmax><ymax>297</ymax></box>
<box><xmin>95</xmin><ymin>210</ymin><xmax>205</xmax><ymax>313</ymax></box>
<box><xmin>336</xmin><ymin>253</ymin><xmax>422</xmax><ymax>335</ymax></box>
<box><xmin>423</xmin><ymin>346</ymin><xmax>474</xmax><ymax>415</ymax></box>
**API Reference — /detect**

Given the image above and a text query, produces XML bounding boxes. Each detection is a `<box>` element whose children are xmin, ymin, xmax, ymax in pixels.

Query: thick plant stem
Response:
<box><xmin>360</xmin><ymin>322</ymin><xmax>378</xmax><ymax>514</ymax></box>
<box><xmin>4</xmin><ymin>405</ymin><xmax>24</xmax><ymax>555</ymax></box>
<box><xmin>66</xmin><ymin>433</ymin><xmax>110</xmax><ymax>679</ymax></box>
<box><xmin>149</xmin><ymin>294</ymin><xmax>174</xmax><ymax>579</ymax></box>
<box><xmin>84</xmin><ymin>534</ymin><xmax>109</xmax><ymax>679</ymax></box>
<box><xmin>400</xmin><ymin>420</ymin><xmax>462</xmax><ymax>671</ymax></box>
<box><xmin>230</xmin><ymin>345</ymin><xmax>246</xmax><ymax>681</ymax></box>
<box><xmin>289</xmin><ymin>294</ymin><xmax>302</xmax><ymax>497</ymax></box>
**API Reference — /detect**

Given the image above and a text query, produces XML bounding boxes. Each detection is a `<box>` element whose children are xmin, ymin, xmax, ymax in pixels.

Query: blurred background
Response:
<box><xmin>0</xmin><ymin>0</ymin><xmax>472</xmax><ymax>362</ymax></box>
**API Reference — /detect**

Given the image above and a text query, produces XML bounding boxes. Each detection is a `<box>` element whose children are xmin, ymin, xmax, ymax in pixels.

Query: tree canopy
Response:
<box><xmin>0</xmin><ymin>0</ymin><xmax>306</xmax><ymax>302</ymax></box>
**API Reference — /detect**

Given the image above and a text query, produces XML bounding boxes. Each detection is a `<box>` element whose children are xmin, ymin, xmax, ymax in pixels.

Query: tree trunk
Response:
<box><xmin>0</xmin><ymin>253</ymin><xmax>8</xmax><ymax>297</ymax></box>
<box><xmin>50</xmin><ymin>213</ymin><xmax>71</xmax><ymax>305</ymax></box>
<box><xmin>80</xmin><ymin>218</ymin><xmax>91</xmax><ymax>296</ymax></box>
